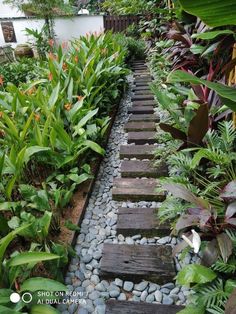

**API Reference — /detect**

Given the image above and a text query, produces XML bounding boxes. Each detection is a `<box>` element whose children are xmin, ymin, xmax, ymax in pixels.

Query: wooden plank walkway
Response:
<box><xmin>132</xmin><ymin>100</ymin><xmax>156</xmax><ymax>106</ymax></box>
<box><xmin>124</xmin><ymin>121</ymin><xmax>156</xmax><ymax>131</ymax></box>
<box><xmin>117</xmin><ymin>207</ymin><xmax>170</xmax><ymax>237</ymax></box>
<box><xmin>100</xmin><ymin>244</ymin><xmax>175</xmax><ymax>283</ymax></box>
<box><xmin>105</xmin><ymin>301</ymin><xmax>184</xmax><ymax>314</ymax></box>
<box><xmin>132</xmin><ymin>95</ymin><xmax>154</xmax><ymax>101</ymax></box>
<box><xmin>120</xmin><ymin>160</ymin><xmax>168</xmax><ymax>178</ymax></box>
<box><xmin>120</xmin><ymin>145</ymin><xmax>157</xmax><ymax>159</ymax></box>
<box><xmin>129</xmin><ymin>114</ymin><xmax>159</xmax><ymax>122</ymax></box>
<box><xmin>132</xmin><ymin>86</ymin><xmax>151</xmax><ymax>91</ymax></box>
<box><xmin>128</xmin><ymin>106</ymin><xmax>154</xmax><ymax>114</ymax></box>
<box><xmin>102</xmin><ymin>60</ymin><xmax>182</xmax><ymax>314</ymax></box>
<box><xmin>132</xmin><ymin>91</ymin><xmax>152</xmax><ymax>96</ymax></box>
<box><xmin>134</xmin><ymin>81</ymin><xmax>152</xmax><ymax>86</ymax></box>
<box><xmin>128</xmin><ymin>131</ymin><xmax>156</xmax><ymax>144</ymax></box>
<box><xmin>135</xmin><ymin>82</ymin><xmax>152</xmax><ymax>87</ymax></box>
<box><xmin>112</xmin><ymin>178</ymin><xmax>165</xmax><ymax>201</ymax></box>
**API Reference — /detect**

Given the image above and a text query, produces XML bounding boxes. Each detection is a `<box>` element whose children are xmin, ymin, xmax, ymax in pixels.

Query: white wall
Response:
<box><xmin>0</xmin><ymin>16</ymin><xmax>104</xmax><ymax>47</ymax></box>
<box><xmin>0</xmin><ymin>0</ymin><xmax>25</xmax><ymax>18</ymax></box>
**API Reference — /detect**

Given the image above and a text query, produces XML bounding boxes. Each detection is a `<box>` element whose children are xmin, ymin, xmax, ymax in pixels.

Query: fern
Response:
<box><xmin>206</xmin><ymin>121</ymin><xmax>236</xmax><ymax>153</ymax></box>
<box><xmin>167</xmin><ymin>152</ymin><xmax>194</xmax><ymax>177</ymax></box>
<box><xmin>212</xmin><ymin>258</ymin><xmax>236</xmax><ymax>274</ymax></box>
<box><xmin>207</xmin><ymin>305</ymin><xmax>225</xmax><ymax>314</ymax></box>
<box><xmin>218</xmin><ymin>121</ymin><xmax>236</xmax><ymax>152</ymax></box>
<box><xmin>226</xmin><ymin>229</ymin><xmax>236</xmax><ymax>248</ymax></box>
<box><xmin>158</xmin><ymin>195</ymin><xmax>189</xmax><ymax>222</ymax></box>
<box><xmin>195</xmin><ymin>279</ymin><xmax>228</xmax><ymax>310</ymax></box>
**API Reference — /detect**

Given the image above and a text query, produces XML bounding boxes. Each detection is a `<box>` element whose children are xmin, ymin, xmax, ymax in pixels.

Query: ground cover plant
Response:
<box><xmin>0</xmin><ymin>31</ymin><xmax>129</xmax><ymax>313</ymax></box>
<box><xmin>0</xmin><ymin>58</ymin><xmax>39</xmax><ymax>91</ymax></box>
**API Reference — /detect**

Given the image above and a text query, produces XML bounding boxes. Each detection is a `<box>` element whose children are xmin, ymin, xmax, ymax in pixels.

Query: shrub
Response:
<box><xmin>0</xmin><ymin>58</ymin><xmax>39</xmax><ymax>90</ymax></box>
<box><xmin>115</xmin><ymin>34</ymin><xmax>146</xmax><ymax>61</ymax></box>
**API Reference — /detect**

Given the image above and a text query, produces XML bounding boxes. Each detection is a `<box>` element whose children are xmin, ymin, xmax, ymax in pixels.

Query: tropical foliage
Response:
<box><xmin>110</xmin><ymin>0</ymin><xmax>236</xmax><ymax>313</ymax></box>
<box><xmin>0</xmin><ymin>31</ymin><xmax>128</xmax><ymax>313</ymax></box>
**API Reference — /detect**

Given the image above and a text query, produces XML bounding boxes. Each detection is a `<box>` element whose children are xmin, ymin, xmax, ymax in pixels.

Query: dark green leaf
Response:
<box><xmin>20</xmin><ymin>277</ymin><xmax>67</xmax><ymax>292</ymax></box>
<box><xmin>178</xmin><ymin>0</ymin><xmax>236</xmax><ymax>27</ymax></box>
<box><xmin>168</xmin><ymin>70</ymin><xmax>236</xmax><ymax>112</ymax></box>
<box><xmin>192</xmin><ymin>30</ymin><xmax>235</xmax><ymax>40</ymax></box>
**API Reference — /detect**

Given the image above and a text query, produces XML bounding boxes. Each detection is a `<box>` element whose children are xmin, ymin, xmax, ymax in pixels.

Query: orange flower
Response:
<box><xmin>48</xmin><ymin>39</ymin><xmax>54</xmax><ymax>47</ymax></box>
<box><xmin>62</xmin><ymin>63</ymin><xmax>68</xmax><ymax>71</ymax></box>
<box><xmin>48</xmin><ymin>52</ymin><xmax>57</xmax><ymax>61</ymax></box>
<box><xmin>77</xmin><ymin>95</ymin><xmax>84</xmax><ymax>101</ymax></box>
<box><xmin>27</xmin><ymin>86</ymin><xmax>36</xmax><ymax>95</ymax></box>
<box><xmin>48</xmin><ymin>72</ymin><xmax>53</xmax><ymax>81</ymax></box>
<box><xmin>62</xmin><ymin>41</ymin><xmax>68</xmax><ymax>49</ymax></box>
<box><xmin>0</xmin><ymin>75</ymin><xmax>4</xmax><ymax>86</ymax></box>
<box><xmin>64</xmin><ymin>103</ymin><xmax>72</xmax><ymax>111</ymax></box>
<box><xmin>0</xmin><ymin>111</ymin><xmax>3</xmax><ymax>118</ymax></box>
<box><xmin>74</xmin><ymin>56</ymin><xmax>79</xmax><ymax>63</ymax></box>
<box><xmin>34</xmin><ymin>113</ymin><xmax>40</xmax><ymax>122</ymax></box>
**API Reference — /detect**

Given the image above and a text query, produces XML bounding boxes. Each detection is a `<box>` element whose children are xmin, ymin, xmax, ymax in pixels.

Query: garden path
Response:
<box><xmin>60</xmin><ymin>62</ymin><xmax>191</xmax><ymax>314</ymax></box>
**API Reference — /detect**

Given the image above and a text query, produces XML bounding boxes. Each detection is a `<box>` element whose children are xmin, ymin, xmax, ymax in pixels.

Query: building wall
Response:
<box><xmin>0</xmin><ymin>0</ymin><xmax>25</xmax><ymax>18</ymax></box>
<box><xmin>0</xmin><ymin>15</ymin><xmax>104</xmax><ymax>47</ymax></box>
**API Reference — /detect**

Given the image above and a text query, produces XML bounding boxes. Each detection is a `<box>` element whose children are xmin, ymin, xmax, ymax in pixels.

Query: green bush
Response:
<box><xmin>0</xmin><ymin>58</ymin><xmax>39</xmax><ymax>89</ymax></box>
<box><xmin>115</xmin><ymin>34</ymin><xmax>146</xmax><ymax>61</ymax></box>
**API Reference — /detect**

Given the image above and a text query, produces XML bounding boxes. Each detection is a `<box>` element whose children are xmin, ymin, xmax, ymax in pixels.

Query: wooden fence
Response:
<box><xmin>104</xmin><ymin>15</ymin><xmax>140</xmax><ymax>33</ymax></box>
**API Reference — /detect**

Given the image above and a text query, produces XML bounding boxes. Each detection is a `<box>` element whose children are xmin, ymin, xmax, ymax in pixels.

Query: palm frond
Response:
<box><xmin>195</xmin><ymin>279</ymin><xmax>228</xmax><ymax>309</ymax></box>
<box><xmin>212</xmin><ymin>258</ymin><xmax>236</xmax><ymax>274</ymax></box>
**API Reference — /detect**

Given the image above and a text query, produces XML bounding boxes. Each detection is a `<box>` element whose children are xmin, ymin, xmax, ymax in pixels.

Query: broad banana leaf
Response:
<box><xmin>178</xmin><ymin>0</ymin><xmax>236</xmax><ymax>27</ymax></box>
<box><xmin>168</xmin><ymin>70</ymin><xmax>236</xmax><ymax>111</ymax></box>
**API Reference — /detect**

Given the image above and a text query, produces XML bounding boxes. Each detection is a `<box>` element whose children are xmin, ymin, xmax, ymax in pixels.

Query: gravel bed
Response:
<box><xmin>59</xmin><ymin>76</ymin><xmax>193</xmax><ymax>314</ymax></box>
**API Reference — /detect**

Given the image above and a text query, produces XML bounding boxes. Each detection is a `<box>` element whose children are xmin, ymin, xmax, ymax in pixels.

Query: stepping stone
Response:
<box><xmin>132</xmin><ymin>86</ymin><xmax>151</xmax><ymax>91</ymax></box>
<box><xmin>120</xmin><ymin>145</ymin><xmax>157</xmax><ymax>159</ymax></box>
<box><xmin>128</xmin><ymin>131</ymin><xmax>156</xmax><ymax>144</ymax></box>
<box><xmin>132</xmin><ymin>62</ymin><xmax>146</xmax><ymax>65</ymax></box>
<box><xmin>105</xmin><ymin>300</ymin><xmax>184</xmax><ymax>314</ymax></box>
<box><xmin>134</xmin><ymin>75</ymin><xmax>152</xmax><ymax>80</ymax></box>
<box><xmin>120</xmin><ymin>160</ymin><xmax>168</xmax><ymax>178</ymax></box>
<box><xmin>129</xmin><ymin>114</ymin><xmax>159</xmax><ymax>122</ymax></box>
<box><xmin>133</xmin><ymin>69</ymin><xmax>149</xmax><ymax>72</ymax></box>
<box><xmin>134</xmin><ymin>72</ymin><xmax>150</xmax><ymax>77</ymax></box>
<box><xmin>132</xmin><ymin>90</ymin><xmax>152</xmax><ymax>95</ymax></box>
<box><xmin>124</xmin><ymin>121</ymin><xmax>156</xmax><ymax>131</ymax></box>
<box><xmin>132</xmin><ymin>95</ymin><xmax>154</xmax><ymax>101</ymax></box>
<box><xmin>135</xmin><ymin>82</ymin><xmax>152</xmax><ymax>87</ymax></box>
<box><xmin>132</xmin><ymin>67</ymin><xmax>147</xmax><ymax>70</ymax></box>
<box><xmin>132</xmin><ymin>64</ymin><xmax>147</xmax><ymax>67</ymax></box>
<box><xmin>117</xmin><ymin>207</ymin><xmax>170</xmax><ymax>237</ymax></box>
<box><xmin>112</xmin><ymin>178</ymin><xmax>165</xmax><ymax>201</ymax></box>
<box><xmin>132</xmin><ymin>100</ymin><xmax>156</xmax><ymax>106</ymax></box>
<box><xmin>100</xmin><ymin>244</ymin><xmax>175</xmax><ymax>283</ymax></box>
<box><xmin>131</xmin><ymin>62</ymin><xmax>146</xmax><ymax>66</ymax></box>
<box><xmin>134</xmin><ymin>69</ymin><xmax>149</xmax><ymax>72</ymax></box>
<box><xmin>128</xmin><ymin>106</ymin><xmax>154</xmax><ymax>114</ymax></box>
